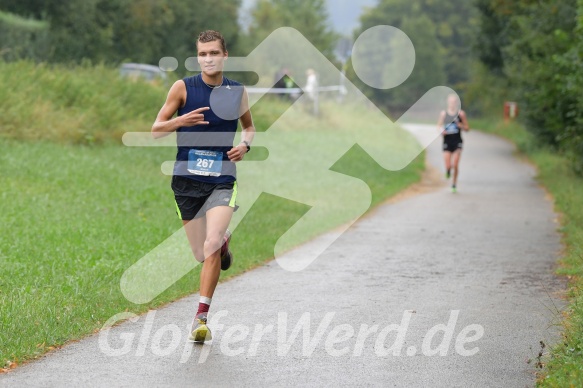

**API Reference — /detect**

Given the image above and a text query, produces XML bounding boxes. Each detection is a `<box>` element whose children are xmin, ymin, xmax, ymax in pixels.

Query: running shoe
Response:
<box><xmin>220</xmin><ymin>229</ymin><xmax>233</xmax><ymax>271</ymax></box>
<box><xmin>451</xmin><ymin>185</ymin><xmax>457</xmax><ymax>193</ymax></box>
<box><xmin>189</xmin><ymin>313</ymin><xmax>212</xmax><ymax>343</ymax></box>
<box><xmin>445</xmin><ymin>169</ymin><xmax>451</xmax><ymax>179</ymax></box>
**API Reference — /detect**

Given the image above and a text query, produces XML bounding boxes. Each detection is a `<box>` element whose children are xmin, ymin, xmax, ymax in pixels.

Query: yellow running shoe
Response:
<box><xmin>189</xmin><ymin>314</ymin><xmax>212</xmax><ymax>343</ymax></box>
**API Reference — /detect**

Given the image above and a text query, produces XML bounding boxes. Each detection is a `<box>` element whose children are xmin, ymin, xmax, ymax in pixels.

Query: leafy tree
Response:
<box><xmin>473</xmin><ymin>0</ymin><xmax>509</xmax><ymax>75</ymax></box>
<box><xmin>0</xmin><ymin>10</ymin><xmax>49</xmax><ymax>61</ymax></box>
<box><xmin>345</xmin><ymin>0</ymin><xmax>477</xmax><ymax>115</ymax></box>
<box><xmin>109</xmin><ymin>0</ymin><xmax>175</xmax><ymax>64</ymax></box>
<box><xmin>0</xmin><ymin>0</ymin><xmax>48</xmax><ymax>19</ymax></box>
<box><xmin>0</xmin><ymin>0</ymin><xmax>243</xmax><ymax>67</ymax></box>
<box><xmin>163</xmin><ymin>0</ymin><xmax>242</xmax><ymax>63</ymax></box>
<box><xmin>549</xmin><ymin>0</ymin><xmax>583</xmax><ymax>171</ymax></box>
<box><xmin>246</xmin><ymin>0</ymin><xmax>337</xmax><ymax>59</ymax></box>
<box><xmin>357</xmin><ymin>0</ymin><xmax>477</xmax><ymax>89</ymax></box>
<box><xmin>45</xmin><ymin>0</ymin><xmax>119</xmax><ymax>62</ymax></box>
<box><xmin>348</xmin><ymin>1</ymin><xmax>452</xmax><ymax>115</ymax></box>
<box><xmin>474</xmin><ymin>0</ymin><xmax>583</xmax><ymax>171</ymax></box>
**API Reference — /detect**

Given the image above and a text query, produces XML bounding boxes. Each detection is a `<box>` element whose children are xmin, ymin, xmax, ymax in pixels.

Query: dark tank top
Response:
<box><xmin>173</xmin><ymin>74</ymin><xmax>244</xmax><ymax>183</ymax></box>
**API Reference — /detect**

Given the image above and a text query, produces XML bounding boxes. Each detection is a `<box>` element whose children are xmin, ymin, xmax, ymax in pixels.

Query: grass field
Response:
<box><xmin>473</xmin><ymin>119</ymin><xmax>583</xmax><ymax>387</ymax></box>
<box><xmin>0</xmin><ymin>61</ymin><xmax>424</xmax><ymax>369</ymax></box>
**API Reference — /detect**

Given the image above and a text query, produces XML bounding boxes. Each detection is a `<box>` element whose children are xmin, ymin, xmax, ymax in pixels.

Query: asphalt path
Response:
<box><xmin>0</xmin><ymin>125</ymin><xmax>565</xmax><ymax>387</ymax></box>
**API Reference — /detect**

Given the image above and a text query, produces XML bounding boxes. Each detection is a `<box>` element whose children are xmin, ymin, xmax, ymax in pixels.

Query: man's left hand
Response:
<box><xmin>227</xmin><ymin>144</ymin><xmax>247</xmax><ymax>162</ymax></box>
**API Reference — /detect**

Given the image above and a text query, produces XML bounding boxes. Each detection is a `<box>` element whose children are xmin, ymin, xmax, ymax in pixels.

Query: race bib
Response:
<box><xmin>444</xmin><ymin>122</ymin><xmax>460</xmax><ymax>135</ymax></box>
<box><xmin>187</xmin><ymin>149</ymin><xmax>223</xmax><ymax>177</ymax></box>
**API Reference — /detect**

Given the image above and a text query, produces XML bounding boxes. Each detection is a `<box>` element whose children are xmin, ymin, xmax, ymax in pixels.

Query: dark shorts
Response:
<box><xmin>443</xmin><ymin>139</ymin><xmax>463</xmax><ymax>153</ymax></box>
<box><xmin>171</xmin><ymin>175</ymin><xmax>238</xmax><ymax>220</ymax></box>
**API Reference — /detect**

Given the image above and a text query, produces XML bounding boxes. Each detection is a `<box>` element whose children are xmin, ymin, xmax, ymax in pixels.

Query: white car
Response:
<box><xmin>119</xmin><ymin>63</ymin><xmax>168</xmax><ymax>85</ymax></box>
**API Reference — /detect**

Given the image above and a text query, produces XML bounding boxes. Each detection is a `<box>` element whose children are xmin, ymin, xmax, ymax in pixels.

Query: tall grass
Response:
<box><xmin>0</xmin><ymin>61</ymin><xmax>167</xmax><ymax>143</ymax></box>
<box><xmin>474</xmin><ymin>118</ymin><xmax>583</xmax><ymax>387</ymax></box>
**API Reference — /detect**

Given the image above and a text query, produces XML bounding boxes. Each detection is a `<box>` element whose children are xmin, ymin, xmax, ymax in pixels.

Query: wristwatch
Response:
<box><xmin>240</xmin><ymin>140</ymin><xmax>251</xmax><ymax>153</ymax></box>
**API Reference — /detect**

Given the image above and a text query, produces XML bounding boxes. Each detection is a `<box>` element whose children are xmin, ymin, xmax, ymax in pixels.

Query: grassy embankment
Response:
<box><xmin>0</xmin><ymin>61</ymin><xmax>424</xmax><ymax>369</ymax></box>
<box><xmin>472</xmin><ymin>118</ymin><xmax>583</xmax><ymax>387</ymax></box>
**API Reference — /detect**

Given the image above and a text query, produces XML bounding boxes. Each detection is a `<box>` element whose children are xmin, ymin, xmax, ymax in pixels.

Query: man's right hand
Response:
<box><xmin>179</xmin><ymin>107</ymin><xmax>210</xmax><ymax>127</ymax></box>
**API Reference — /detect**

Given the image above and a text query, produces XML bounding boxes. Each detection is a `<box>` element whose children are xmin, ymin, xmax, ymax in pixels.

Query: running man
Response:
<box><xmin>438</xmin><ymin>94</ymin><xmax>469</xmax><ymax>193</ymax></box>
<box><xmin>152</xmin><ymin>30</ymin><xmax>255</xmax><ymax>342</ymax></box>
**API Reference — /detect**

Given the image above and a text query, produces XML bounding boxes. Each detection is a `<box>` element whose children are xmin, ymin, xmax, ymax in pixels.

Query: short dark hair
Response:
<box><xmin>197</xmin><ymin>30</ymin><xmax>227</xmax><ymax>53</ymax></box>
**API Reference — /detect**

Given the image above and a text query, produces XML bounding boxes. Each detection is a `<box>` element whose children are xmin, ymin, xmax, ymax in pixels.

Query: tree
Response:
<box><xmin>0</xmin><ymin>0</ymin><xmax>243</xmax><ymax>67</ymax></box>
<box><xmin>0</xmin><ymin>10</ymin><xmax>50</xmax><ymax>62</ymax></box>
<box><xmin>348</xmin><ymin>1</ymin><xmax>452</xmax><ymax>115</ymax></box>
<box><xmin>246</xmin><ymin>0</ymin><xmax>338</xmax><ymax>59</ymax></box>
<box><xmin>356</xmin><ymin>0</ymin><xmax>477</xmax><ymax>89</ymax></box>
<box><xmin>474</xmin><ymin>0</ymin><xmax>583</xmax><ymax>171</ymax></box>
<box><xmin>109</xmin><ymin>0</ymin><xmax>175</xmax><ymax>64</ymax></box>
<box><xmin>46</xmin><ymin>0</ymin><xmax>118</xmax><ymax>62</ymax></box>
<box><xmin>0</xmin><ymin>0</ymin><xmax>48</xmax><ymax>19</ymax></box>
<box><xmin>473</xmin><ymin>0</ymin><xmax>509</xmax><ymax>75</ymax></box>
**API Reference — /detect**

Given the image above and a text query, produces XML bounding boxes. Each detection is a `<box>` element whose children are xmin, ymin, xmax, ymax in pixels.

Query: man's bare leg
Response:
<box><xmin>183</xmin><ymin>205</ymin><xmax>234</xmax><ymax>342</ymax></box>
<box><xmin>199</xmin><ymin>205</ymin><xmax>234</xmax><ymax>297</ymax></box>
<box><xmin>182</xmin><ymin>205</ymin><xmax>233</xmax><ymax>298</ymax></box>
<box><xmin>182</xmin><ymin>217</ymin><xmax>206</xmax><ymax>263</ymax></box>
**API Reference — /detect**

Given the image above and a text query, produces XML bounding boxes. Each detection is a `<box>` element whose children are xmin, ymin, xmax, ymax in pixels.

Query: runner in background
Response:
<box><xmin>437</xmin><ymin>94</ymin><xmax>469</xmax><ymax>193</ymax></box>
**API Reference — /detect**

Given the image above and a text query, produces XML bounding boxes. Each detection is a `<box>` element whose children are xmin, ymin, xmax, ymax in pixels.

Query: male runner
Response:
<box><xmin>152</xmin><ymin>30</ymin><xmax>255</xmax><ymax>342</ymax></box>
<box><xmin>437</xmin><ymin>94</ymin><xmax>469</xmax><ymax>193</ymax></box>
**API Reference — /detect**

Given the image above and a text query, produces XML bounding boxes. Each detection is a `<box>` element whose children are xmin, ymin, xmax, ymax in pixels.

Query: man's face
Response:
<box><xmin>197</xmin><ymin>40</ymin><xmax>227</xmax><ymax>76</ymax></box>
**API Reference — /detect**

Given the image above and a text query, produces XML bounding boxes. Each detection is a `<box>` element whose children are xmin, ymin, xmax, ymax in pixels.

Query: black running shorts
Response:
<box><xmin>171</xmin><ymin>175</ymin><xmax>237</xmax><ymax>220</ymax></box>
<box><xmin>443</xmin><ymin>139</ymin><xmax>463</xmax><ymax>153</ymax></box>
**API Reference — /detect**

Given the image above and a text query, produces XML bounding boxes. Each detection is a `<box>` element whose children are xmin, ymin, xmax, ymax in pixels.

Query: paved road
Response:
<box><xmin>1</xmin><ymin>126</ymin><xmax>565</xmax><ymax>387</ymax></box>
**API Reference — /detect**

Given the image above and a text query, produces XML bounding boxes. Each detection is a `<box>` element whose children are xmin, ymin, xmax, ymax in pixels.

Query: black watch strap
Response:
<box><xmin>240</xmin><ymin>140</ymin><xmax>250</xmax><ymax>153</ymax></box>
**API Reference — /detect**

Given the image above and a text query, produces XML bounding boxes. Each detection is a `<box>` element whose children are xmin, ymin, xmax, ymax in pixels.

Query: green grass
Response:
<box><xmin>474</xmin><ymin>119</ymin><xmax>583</xmax><ymax>387</ymax></box>
<box><xmin>0</xmin><ymin>62</ymin><xmax>424</xmax><ymax>368</ymax></box>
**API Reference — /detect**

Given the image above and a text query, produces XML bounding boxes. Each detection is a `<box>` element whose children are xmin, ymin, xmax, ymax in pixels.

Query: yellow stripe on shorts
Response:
<box><xmin>174</xmin><ymin>199</ymin><xmax>182</xmax><ymax>220</ymax></box>
<box><xmin>229</xmin><ymin>181</ymin><xmax>238</xmax><ymax>207</ymax></box>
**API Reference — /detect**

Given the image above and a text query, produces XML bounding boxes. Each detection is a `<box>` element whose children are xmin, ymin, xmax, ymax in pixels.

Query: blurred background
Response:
<box><xmin>1</xmin><ymin>0</ymin><xmax>581</xmax><ymax>170</ymax></box>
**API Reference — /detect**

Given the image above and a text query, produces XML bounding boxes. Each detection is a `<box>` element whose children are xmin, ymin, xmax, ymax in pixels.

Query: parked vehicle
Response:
<box><xmin>119</xmin><ymin>63</ymin><xmax>168</xmax><ymax>85</ymax></box>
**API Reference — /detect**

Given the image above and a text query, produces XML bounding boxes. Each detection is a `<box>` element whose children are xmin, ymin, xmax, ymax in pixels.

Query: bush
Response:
<box><xmin>0</xmin><ymin>11</ymin><xmax>50</xmax><ymax>62</ymax></box>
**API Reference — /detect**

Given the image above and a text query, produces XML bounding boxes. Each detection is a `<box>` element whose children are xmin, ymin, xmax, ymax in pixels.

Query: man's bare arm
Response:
<box><xmin>227</xmin><ymin>89</ymin><xmax>256</xmax><ymax>162</ymax></box>
<box><xmin>151</xmin><ymin>81</ymin><xmax>209</xmax><ymax>139</ymax></box>
<box><xmin>239</xmin><ymin>88</ymin><xmax>255</xmax><ymax>145</ymax></box>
